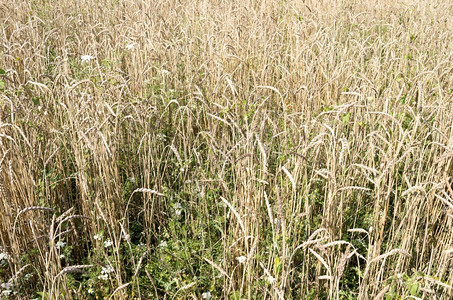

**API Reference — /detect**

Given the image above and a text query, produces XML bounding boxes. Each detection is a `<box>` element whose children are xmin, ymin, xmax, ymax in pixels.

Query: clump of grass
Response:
<box><xmin>0</xmin><ymin>0</ymin><xmax>453</xmax><ymax>298</ymax></box>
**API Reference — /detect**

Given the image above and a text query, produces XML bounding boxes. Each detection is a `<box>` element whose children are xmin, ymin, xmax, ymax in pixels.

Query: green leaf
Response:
<box><xmin>37</xmin><ymin>291</ymin><xmax>50</xmax><ymax>299</ymax></box>
<box><xmin>0</xmin><ymin>68</ymin><xmax>5</xmax><ymax>75</ymax></box>
<box><xmin>409</xmin><ymin>281</ymin><xmax>418</xmax><ymax>295</ymax></box>
<box><xmin>229</xmin><ymin>290</ymin><xmax>242</xmax><ymax>300</ymax></box>
<box><xmin>342</xmin><ymin>113</ymin><xmax>351</xmax><ymax>125</ymax></box>
<box><xmin>274</xmin><ymin>256</ymin><xmax>281</xmax><ymax>275</ymax></box>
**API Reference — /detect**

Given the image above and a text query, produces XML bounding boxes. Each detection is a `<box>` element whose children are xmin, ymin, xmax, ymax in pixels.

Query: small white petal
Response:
<box><xmin>81</xmin><ymin>55</ymin><xmax>95</xmax><ymax>63</ymax></box>
<box><xmin>98</xmin><ymin>274</ymin><xmax>109</xmax><ymax>280</ymax></box>
<box><xmin>236</xmin><ymin>256</ymin><xmax>247</xmax><ymax>264</ymax></box>
<box><xmin>0</xmin><ymin>252</ymin><xmax>8</xmax><ymax>261</ymax></box>
<box><xmin>56</xmin><ymin>241</ymin><xmax>66</xmax><ymax>249</ymax></box>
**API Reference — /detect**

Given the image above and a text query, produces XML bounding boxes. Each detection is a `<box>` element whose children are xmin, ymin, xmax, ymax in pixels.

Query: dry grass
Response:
<box><xmin>1</xmin><ymin>0</ymin><xmax>453</xmax><ymax>298</ymax></box>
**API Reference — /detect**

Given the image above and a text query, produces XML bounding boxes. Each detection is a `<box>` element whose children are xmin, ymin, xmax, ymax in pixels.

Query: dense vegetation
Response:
<box><xmin>1</xmin><ymin>0</ymin><xmax>453</xmax><ymax>299</ymax></box>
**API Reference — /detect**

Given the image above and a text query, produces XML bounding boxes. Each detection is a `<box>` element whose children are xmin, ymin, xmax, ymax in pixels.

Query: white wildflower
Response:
<box><xmin>175</xmin><ymin>203</ymin><xmax>182</xmax><ymax>216</ymax></box>
<box><xmin>0</xmin><ymin>283</ymin><xmax>12</xmax><ymax>290</ymax></box>
<box><xmin>202</xmin><ymin>291</ymin><xmax>211</xmax><ymax>299</ymax></box>
<box><xmin>104</xmin><ymin>239</ymin><xmax>113</xmax><ymax>248</ymax></box>
<box><xmin>161</xmin><ymin>69</ymin><xmax>170</xmax><ymax>76</ymax></box>
<box><xmin>88</xmin><ymin>288</ymin><xmax>94</xmax><ymax>294</ymax></box>
<box><xmin>156</xmin><ymin>133</ymin><xmax>166</xmax><ymax>141</ymax></box>
<box><xmin>97</xmin><ymin>265</ymin><xmax>114</xmax><ymax>281</ymax></box>
<box><xmin>2</xmin><ymin>289</ymin><xmax>11</xmax><ymax>296</ymax></box>
<box><xmin>98</xmin><ymin>274</ymin><xmax>109</xmax><ymax>281</ymax></box>
<box><xmin>267</xmin><ymin>275</ymin><xmax>276</xmax><ymax>284</ymax></box>
<box><xmin>81</xmin><ymin>55</ymin><xmax>95</xmax><ymax>63</ymax></box>
<box><xmin>159</xmin><ymin>240</ymin><xmax>167</xmax><ymax>248</ymax></box>
<box><xmin>101</xmin><ymin>266</ymin><xmax>114</xmax><ymax>274</ymax></box>
<box><xmin>56</xmin><ymin>241</ymin><xmax>66</xmax><ymax>249</ymax></box>
<box><xmin>125</xmin><ymin>43</ymin><xmax>135</xmax><ymax>51</ymax></box>
<box><xmin>236</xmin><ymin>256</ymin><xmax>247</xmax><ymax>264</ymax></box>
<box><xmin>94</xmin><ymin>233</ymin><xmax>103</xmax><ymax>240</ymax></box>
<box><xmin>24</xmin><ymin>274</ymin><xmax>32</xmax><ymax>280</ymax></box>
<box><xmin>0</xmin><ymin>252</ymin><xmax>8</xmax><ymax>262</ymax></box>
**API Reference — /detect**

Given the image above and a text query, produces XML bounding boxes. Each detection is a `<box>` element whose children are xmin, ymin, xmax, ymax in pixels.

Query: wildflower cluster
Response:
<box><xmin>236</xmin><ymin>256</ymin><xmax>247</xmax><ymax>264</ymax></box>
<box><xmin>56</xmin><ymin>241</ymin><xmax>66</xmax><ymax>249</ymax></box>
<box><xmin>81</xmin><ymin>55</ymin><xmax>94</xmax><ymax>63</ymax></box>
<box><xmin>175</xmin><ymin>202</ymin><xmax>182</xmax><ymax>216</ymax></box>
<box><xmin>98</xmin><ymin>265</ymin><xmax>114</xmax><ymax>281</ymax></box>
<box><xmin>1</xmin><ymin>282</ymin><xmax>13</xmax><ymax>297</ymax></box>
<box><xmin>0</xmin><ymin>252</ymin><xmax>8</xmax><ymax>263</ymax></box>
<box><xmin>104</xmin><ymin>239</ymin><xmax>113</xmax><ymax>248</ymax></box>
<box><xmin>93</xmin><ymin>233</ymin><xmax>103</xmax><ymax>240</ymax></box>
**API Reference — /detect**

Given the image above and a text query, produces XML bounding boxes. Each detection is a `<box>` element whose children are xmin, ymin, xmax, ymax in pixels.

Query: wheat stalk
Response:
<box><xmin>54</xmin><ymin>265</ymin><xmax>93</xmax><ymax>282</ymax></box>
<box><xmin>370</xmin><ymin>249</ymin><xmax>411</xmax><ymax>263</ymax></box>
<box><xmin>220</xmin><ymin>196</ymin><xmax>246</xmax><ymax>237</ymax></box>
<box><xmin>13</xmin><ymin>206</ymin><xmax>54</xmax><ymax>231</ymax></box>
<box><xmin>108</xmin><ymin>282</ymin><xmax>131</xmax><ymax>299</ymax></box>
<box><xmin>203</xmin><ymin>257</ymin><xmax>231</xmax><ymax>280</ymax></box>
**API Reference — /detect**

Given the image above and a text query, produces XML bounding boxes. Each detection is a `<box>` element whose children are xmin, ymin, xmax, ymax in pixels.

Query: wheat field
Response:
<box><xmin>1</xmin><ymin>0</ymin><xmax>453</xmax><ymax>299</ymax></box>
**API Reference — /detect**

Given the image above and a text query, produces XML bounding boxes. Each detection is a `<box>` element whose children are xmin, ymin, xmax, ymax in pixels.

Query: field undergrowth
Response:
<box><xmin>1</xmin><ymin>0</ymin><xmax>453</xmax><ymax>299</ymax></box>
